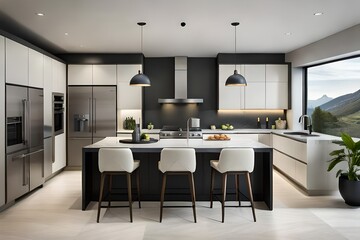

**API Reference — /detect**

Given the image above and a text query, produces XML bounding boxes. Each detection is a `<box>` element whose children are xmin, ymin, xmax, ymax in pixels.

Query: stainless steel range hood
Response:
<box><xmin>158</xmin><ymin>57</ymin><xmax>203</xmax><ymax>104</ymax></box>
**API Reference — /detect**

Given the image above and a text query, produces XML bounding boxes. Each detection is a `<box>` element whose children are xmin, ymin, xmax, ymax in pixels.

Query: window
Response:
<box><xmin>307</xmin><ymin>56</ymin><xmax>360</xmax><ymax>138</ymax></box>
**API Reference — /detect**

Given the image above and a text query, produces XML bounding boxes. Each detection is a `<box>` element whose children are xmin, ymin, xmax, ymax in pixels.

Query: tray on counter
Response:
<box><xmin>119</xmin><ymin>138</ymin><xmax>158</xmax><ymax>144</ymax></box>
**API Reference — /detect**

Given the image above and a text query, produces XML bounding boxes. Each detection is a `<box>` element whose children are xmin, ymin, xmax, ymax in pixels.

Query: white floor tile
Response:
<box><xmin>0</xmin><ymin>170</ymin><xmax>359</xmax><ymax>240</ymax></box>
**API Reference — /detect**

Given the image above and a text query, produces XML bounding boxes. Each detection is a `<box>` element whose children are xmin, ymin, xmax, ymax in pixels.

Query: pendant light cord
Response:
<box><xmin>234</xmin><ymin>24</ymin><xmax>237</xmax><ymax>70</ymax></box>
<box><xmin>141</xmin><ymin>24</ymin><xmax>143</xmax><ymax>53</ymax></box>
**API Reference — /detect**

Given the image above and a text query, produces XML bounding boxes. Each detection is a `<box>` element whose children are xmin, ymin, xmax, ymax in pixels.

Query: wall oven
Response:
<box><xmin>53</xmin><ymin>93</ymin><xmax>64</xmax><ymax>135</ymax></box>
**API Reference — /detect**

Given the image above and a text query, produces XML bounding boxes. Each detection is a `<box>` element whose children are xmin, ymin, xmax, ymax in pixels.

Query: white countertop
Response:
<box><xmin>86</xmin><ymin>137</ymin><xmax>271</xmax><ymax>149</ymax></box>
<box><xmin>117</xmin><ymin>128</ymin><xmax>341</xmax><ymax>143</ymax></box>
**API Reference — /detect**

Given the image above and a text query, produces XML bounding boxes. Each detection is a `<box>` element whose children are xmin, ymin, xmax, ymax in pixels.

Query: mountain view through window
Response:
<box><xmin>307</xmin><ymin>57</ymin><xmax>360</xmax><ymax>138</ymax></box>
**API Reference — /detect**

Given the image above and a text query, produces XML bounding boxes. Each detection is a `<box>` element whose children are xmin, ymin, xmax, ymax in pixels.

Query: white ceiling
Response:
<box><xmin>0</xmin><ymin>0</ymin><xmax>360</xmax><ymax>57</ymax></box>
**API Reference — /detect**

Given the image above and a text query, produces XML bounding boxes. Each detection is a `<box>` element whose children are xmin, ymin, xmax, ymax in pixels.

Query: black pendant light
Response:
<box><xmin>130</xmin><ymin>22</ymin><xmax>151</xmax><ymax>87</ymax></box>
<box><xmin>225</xmin><ymin>22</ymin><xmax>247</xmax><ymax>86</ymax></box>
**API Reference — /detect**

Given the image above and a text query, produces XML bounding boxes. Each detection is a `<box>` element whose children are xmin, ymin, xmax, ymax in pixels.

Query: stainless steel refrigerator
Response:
<box><xmin>6</xmin><ymin>85</ymin><xmax>44</xmax><ymax>203</ymax></box>
<box><xmin>68</xmin><ymin>86</ymin><xmax>116</xmax><ymax>167</ymax></box>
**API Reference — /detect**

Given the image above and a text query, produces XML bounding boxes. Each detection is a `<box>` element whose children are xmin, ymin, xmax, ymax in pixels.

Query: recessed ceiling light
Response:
<box><xmin>65</xmin><ymin>32</ymin><xmax>69</xmax><ymax>36</ymax></box>
<box><xmin>285</xmin><ymin>32</ymin><xmax>292</xmax><ymax>36</ymax></box>
<box><xmin>314</xmin><ymin>12</ymin><xmax>323</xmax><ymax>16</ymax></box>
<box><xmin>36</xmin><ymin>13</ymin><xmax>44</xmax><ymax>16</ymax></box>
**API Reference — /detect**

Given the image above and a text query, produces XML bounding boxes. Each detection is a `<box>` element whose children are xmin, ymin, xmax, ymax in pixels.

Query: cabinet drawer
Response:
<box><xmin>295</xmin><ymin>161</ymin><xmax>307</xmax><ymax>187</ymax></box>
<box><xmin>273</xmin><ymin>150</ymin><xmax>295</xmax><ymax>177</ymax></box>
<box><xmin>272</xmin><ymin>134</ymin><xmax>307</xmax><ymax>163</ymax></box>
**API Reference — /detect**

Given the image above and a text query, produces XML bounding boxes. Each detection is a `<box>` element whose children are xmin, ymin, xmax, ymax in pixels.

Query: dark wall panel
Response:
<box><xmin>143</xmin><ymin>57</ymin><xmax>286</xmax><ymax>129</ymax></box>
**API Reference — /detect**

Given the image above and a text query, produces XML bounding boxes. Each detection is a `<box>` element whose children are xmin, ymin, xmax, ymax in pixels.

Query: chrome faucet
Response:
<box><xmin>298</xmin><ymin>115</ymin><xmax>312</xmax><ymax>134</ymax></box>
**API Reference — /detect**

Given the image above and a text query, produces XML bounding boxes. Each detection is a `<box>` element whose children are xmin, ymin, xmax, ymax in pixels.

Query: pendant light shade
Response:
<box><xmin>130</xmin><ymin>22</ymin><xmax>151</xmax><ymax>87</ymax></box>
<box><xmin>130</xmin><ymin>70</ymin><xmax>151</xmax><ymax>86</ymax></box>
<box><xmin>226</xmin><ymin>69</ymin><xmax>247</xmax><ymax>86</ymax></box>
<box><xmin>225</xmin><ymin>22</ymin><xmax>247</xmax><ymax>86</ymax></box>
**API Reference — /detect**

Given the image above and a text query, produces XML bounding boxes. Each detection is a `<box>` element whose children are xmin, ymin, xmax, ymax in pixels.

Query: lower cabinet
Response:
<box><xmin>273</xmin><ymin>134</ymin><xmax>307</xmax><ymax>188</ymax></box>
<box><xmin>272</xmin><ymin>134</ymin><xmax>338</xmax><ymax>194</ymax></box>
<box><xmin>44</xmin><ymin>137</ymin><xmax>53</xmax><ymax>179</ymax></box>
<box><xmin>273</xmin><ymin>149</ymin><xmax>307</xmax><ymax>187</ymax></box>
<box><xmin>53</xmin><ymin>133</ymin><xmax>66</xmax><ymax>173</ymax></box>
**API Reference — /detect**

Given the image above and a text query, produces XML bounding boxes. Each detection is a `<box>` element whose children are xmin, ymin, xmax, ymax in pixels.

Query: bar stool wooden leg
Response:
<box><xmin>108</xmin><ymin>175</ymin><xmax>112</xmax><ymax>207</ymax></box>
<box><xmin>221</xmin><ymin>173</ymin><xmax>227</xmax><ymax>223</ymax></box>
<box><xmin>97</xmin><ymin>172</ymin><xmax>106</xmax><ymax>223</ymax></box>
<box><xmin>188</xmin><ymin>172</ymin><xmax>197</xmax><ymax>223</ymax></box>
<box><xmin>160</xmin><ymin>173</ymin><xmax>167</xmax><ymax>222</ymax></box>
<box><xmin>210</xmin><ymin>168</ymin><xmax>215</xmax><ymax>208</ymax></box>
<box><xmin>246</xmin><ymin>172</ymin><xmax>256</xmax><ymax>222</ymax></box>
<box><xmin>235</xmin><ymin>174</ymin><xmax>239</xmax><ymax>206</ymax></box>
<box><xmin>127</xmin><ymin>173</ymin><xmax>133</xmax><ymax>223</ymax></box>
<box><xmin>136</xmin><ymin>168</ymin><xmax>141</xmax><ymax>209</ymax></box>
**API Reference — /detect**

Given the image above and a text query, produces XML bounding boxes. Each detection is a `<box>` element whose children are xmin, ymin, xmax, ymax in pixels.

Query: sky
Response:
<box><xmin>307</xmin><ymin>57</ymin><xmax>360</xmax><ymax>100</ymax></box>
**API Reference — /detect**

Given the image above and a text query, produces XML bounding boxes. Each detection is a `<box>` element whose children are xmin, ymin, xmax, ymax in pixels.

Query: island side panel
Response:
<box><xmin>82</xmin><ymin>147</ymin><xmax>273</xmax><ymax>210</ymax></box>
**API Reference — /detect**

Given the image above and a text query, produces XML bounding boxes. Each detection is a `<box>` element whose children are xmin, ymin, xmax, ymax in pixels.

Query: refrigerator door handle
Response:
<box><xmin>88</xmin><ymin>98</ymin><xmax>92</xmax><ymax>133</ymax></box>
<box><xmin>94</xmin><ymin>98</ymin><xmax>97</xmax><ymax>133</ymax></box>
<box><xmin>22</xmin><ymin>99</ymin><xmax>28</xmax><ymax>145</ymax></box>
<box><xmin>26</xmin><ymin>149</ymin><xmax>44</xmax><ymax>157</ymax></box>
<box><xmin>22</xmin><ymin>157</ymin><xmax>26</xmax><ymax>186</ymax></box>
<box><xmin>13</xmin><ymin>149</ymin><xmax>44</xmax><ymax>159</ymax></box>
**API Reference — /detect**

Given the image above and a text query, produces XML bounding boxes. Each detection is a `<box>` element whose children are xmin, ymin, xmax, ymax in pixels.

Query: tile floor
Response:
<box><xmin>0</xmin><ymin>170</ymin><xmax>359</xmax><ymax>240</ymax></box>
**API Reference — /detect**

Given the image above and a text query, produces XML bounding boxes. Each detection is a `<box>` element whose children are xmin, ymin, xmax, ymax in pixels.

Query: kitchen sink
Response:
<box><xmin>283</xmin><ymin>131</ymin><xmax>319</xmax><ymax>137</ymax></box>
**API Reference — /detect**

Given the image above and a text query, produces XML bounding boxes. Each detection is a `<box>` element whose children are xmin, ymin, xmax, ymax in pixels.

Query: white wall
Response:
<box><xmin>285</xmin><ymin>24</ymin><xmax>360</xmax><ymax>130</ymax></box>
<box><xmin>286</xmin><ymin>24</ymin><xmax>360</xmax><ymax>67</ymax></box>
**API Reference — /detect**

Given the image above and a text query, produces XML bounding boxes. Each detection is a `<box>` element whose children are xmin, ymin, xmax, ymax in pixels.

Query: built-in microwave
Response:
<box><xmin>53</xmin><ymin>93</ymin><xmax>64</xmax><ymax>135</ymax></box>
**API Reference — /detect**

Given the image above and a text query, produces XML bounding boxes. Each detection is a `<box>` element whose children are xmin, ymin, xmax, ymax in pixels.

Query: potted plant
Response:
<box><xmin>328</xmin><ymin>132</ymin><xmax>360</xmax><ymax>206</ymax></box>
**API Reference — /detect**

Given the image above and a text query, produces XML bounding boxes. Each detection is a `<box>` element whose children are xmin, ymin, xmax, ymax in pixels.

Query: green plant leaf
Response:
<box><xmin>328</xmin><ymin>157</ymin><xmax>346</xmax><ymax>172</ymax></box>
<box><xmin>335</xmin><ymin>169</ymin><xmax>343</xmax><ymax>178</ymax></box>
<box><xmin>329</xmin><ymin>149</ymin><xmax>344</xmax><ymax>156</ymax></box>
<box><xmin>341</xmin><ymin>133</ymin><xmax>355</xmax><ymax>151</ymax></box>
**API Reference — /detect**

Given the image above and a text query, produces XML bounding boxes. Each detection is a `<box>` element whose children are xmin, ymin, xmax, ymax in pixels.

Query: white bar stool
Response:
<box><xmin>210</xmin><ymin>148</ymin><xmax>256</xmax><ymax>222</ymax></box>
<box><xmin>158</xmin><ymin>148</ymin><xmax>197</xmax><ymax>223</ymax></box>
<box><xmin>97</xmin><ymin>148</ymin><xmax>141</xmax><ymax>223</ymax></box>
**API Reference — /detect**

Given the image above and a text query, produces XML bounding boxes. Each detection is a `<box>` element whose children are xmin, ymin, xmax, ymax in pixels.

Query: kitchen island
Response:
<box><xmin>82</xmin><ymin>137</ymin><xmax>273</xmax><ymax>210</ymax></box>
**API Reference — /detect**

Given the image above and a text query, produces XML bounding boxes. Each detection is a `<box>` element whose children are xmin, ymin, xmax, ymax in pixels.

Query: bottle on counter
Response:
<box><xmin>265</xmin><ymin>117</ymin><xmax>269</xmax><ymax>129</ymax></box>
<box><xmin>132</xmin><ymin>124</ymin><xmax>141</xmax><ymax>142</ymax></box>
<box><xmin>257</xmin><ymin>117</ymin><xmax>261</xmax><ymax>129</ymax></box>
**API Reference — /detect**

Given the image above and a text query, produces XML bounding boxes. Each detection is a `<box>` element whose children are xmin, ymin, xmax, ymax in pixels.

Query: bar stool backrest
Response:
<box><xmin>159</xmin><ymin>148</ymin><xmax>196</xmax><ymax>173</ymax></box>
<box><xmin>98</xmin><ymin>148</ymin><xmax>134</xmax><ymax>173</ymax></box>
<box><xmin>218</xmin><ymin>148</ymin><xmax>254</xmax><ymax>173</ymax></box>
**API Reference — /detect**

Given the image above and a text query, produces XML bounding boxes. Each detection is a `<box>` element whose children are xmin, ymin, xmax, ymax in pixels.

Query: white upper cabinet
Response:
<box><xmin>5</xmin><ymin>38</ymin><xmax>28</xmax><ymax>86</ymax></box>
<box><xmin>117</xmin><ymin>64</ymin><xmax>142</xmax><ymax>109</ymax></box>
<box><xmin>93</xmin><ymin>65</ymin><xmax>116</xmax><ymax>85</ymax></box>
<box><xmin>266</xmin><ymin>64</ymin><xmax>288</xmax><ymax>109</ymax></box>
<box><xmin>29</xmin><ymin>48</ymin><xmax>44</xmax><ymax>88</ymax></box>
<box><xmin>244</xmin><ymin>65</ymin><xmax>266</xmax><ymax>109</ymax></box>
<box><xmin>68</xmin><ymin>65</ymin><xmax>92</xmax><ymax>85</ymax></box>
<box><xmin>218</xmin><ymin>64</ymin><xmax>244</xmax><ymax>110</ymax></box>
<box><xmin>52</xmin><ymin>60</ymin><xmax>66</xmax><ymax>94</ymax></box>
<box><xmin>68</xmin><ymin>64</ymin><xmax>117</xmax><ymax>85</ymax></box>
<box><xmin>43</xmin><ymin>56</ymin><xmax>53</xmax><ymax>133</ymax></box>
<box><xmin>218</xmin><ymin>63</ymin><xmax>289</xmax><ymax>110</ymax></box>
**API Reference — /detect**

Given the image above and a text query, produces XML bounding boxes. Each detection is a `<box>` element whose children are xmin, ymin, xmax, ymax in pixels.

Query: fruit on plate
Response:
<box><xmin>207</xmin><ymin>134</ymin><xmax>231</xmax><ymax>140</ymax></box>
<box><xmin>141</xmin><ymin>133</ymin><xmax>150</xmax><ymax>141</ymax></box>
<box><xmin>221</xmin><ymin>124</ymin><xmax>234</xmax><ymax>130</ymax></box>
